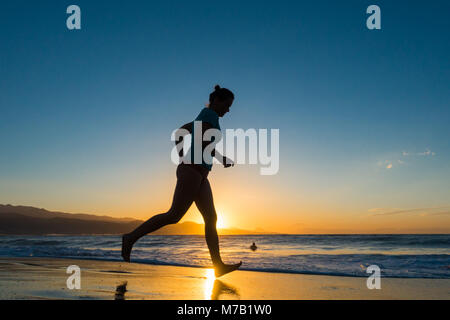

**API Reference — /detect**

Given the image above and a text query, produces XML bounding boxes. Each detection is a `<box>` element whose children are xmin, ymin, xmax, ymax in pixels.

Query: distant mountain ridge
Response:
<box><xmin>0</xmin><ymin>204</ymin><xmax>136</xmax><ymax>222</ymax></box>
<box><xmin>0</xmin><ymin>204</ymin><xmax>274</xmax><ymax>235</ymax></box>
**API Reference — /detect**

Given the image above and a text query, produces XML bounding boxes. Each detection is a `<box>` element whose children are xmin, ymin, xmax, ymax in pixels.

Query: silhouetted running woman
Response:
<box><xmin>121</xmin><ymin>85</ymin><xmax>242</xmax><ymax>277</ymax></box>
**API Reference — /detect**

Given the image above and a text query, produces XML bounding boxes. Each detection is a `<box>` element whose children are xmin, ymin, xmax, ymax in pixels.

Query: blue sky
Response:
<box><xmin>0</xmin><ymin>1</ymin><xmax>449</xmax><ymax>232</ymax></box>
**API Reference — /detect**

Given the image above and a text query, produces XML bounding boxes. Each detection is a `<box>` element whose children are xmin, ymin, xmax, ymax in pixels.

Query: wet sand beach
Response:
<box><xmin>0</xmin><ymin>257</ymin><xmax>448</xmax><ymax>300</ymax></box>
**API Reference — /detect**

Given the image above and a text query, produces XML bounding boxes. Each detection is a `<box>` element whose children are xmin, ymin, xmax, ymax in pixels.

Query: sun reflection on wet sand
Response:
<box><xmin>203</xmin><ymin>269</ymin><xmax>240</xmax><ymax>300</ymax></box>
<box><xmin>203</xmin><ymin>269</ymin><xmax>215</xmax><ymax>300</ymax></box>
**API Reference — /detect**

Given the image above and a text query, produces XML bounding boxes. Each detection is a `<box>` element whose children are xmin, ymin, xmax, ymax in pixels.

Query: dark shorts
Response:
<box><xmin>179</xmin><ymin>162</ymin><xmax>209</xmax><ymax>179</ymax></box>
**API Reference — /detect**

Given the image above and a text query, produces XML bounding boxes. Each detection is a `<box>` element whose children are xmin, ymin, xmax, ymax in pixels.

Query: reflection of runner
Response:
<box><xmin>122</xmin><ymin>85</ymin><xmax>242</xmax><ymax>277</ymax></box>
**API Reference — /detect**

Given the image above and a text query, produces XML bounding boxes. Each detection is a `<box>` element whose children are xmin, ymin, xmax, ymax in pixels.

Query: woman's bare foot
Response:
<box><xmin>121</xmin><ymin>234</ymin><xmax>133</xmax><ymax>262</ymax></box>
<box><xmin>214</xmin><ymin>261</ymin><xmax>242</xmax><ymax>278</ymax></box>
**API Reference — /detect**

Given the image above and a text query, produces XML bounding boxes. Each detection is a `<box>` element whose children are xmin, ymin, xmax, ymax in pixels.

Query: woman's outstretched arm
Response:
<box><xmin>213</xmin><ymin>148</ymin><xmax>234</xmax><ymax>168</ymax></box>
<box><xmin>201</xmin><ymin>122</ymin><xmax>234</xmax><ymax>168</ymax></box>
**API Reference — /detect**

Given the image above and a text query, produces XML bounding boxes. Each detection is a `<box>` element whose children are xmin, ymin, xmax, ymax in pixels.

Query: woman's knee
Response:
<box><xmin>204</xmin><ymin>213</ymin><xmax>217</xmax><ymax>226</ymax></box>
<box><xmin>165</xmin><ymin>208</ymin><xmax>187</xmax><ymax>224</ymax></box>
<box><xmin>163</xmin><ymin>210</ymin><xmax>184</xmax><ymax>224</ymax></box>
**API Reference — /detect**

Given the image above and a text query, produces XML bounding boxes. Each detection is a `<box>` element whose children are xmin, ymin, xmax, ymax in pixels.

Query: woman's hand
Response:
<box><xmin>223</xmin><ymin>156</ymin><xmax>234</xmax><ymax>168</ymax></box>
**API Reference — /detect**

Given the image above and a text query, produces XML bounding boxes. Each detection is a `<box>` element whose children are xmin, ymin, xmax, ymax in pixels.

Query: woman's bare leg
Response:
<box><xmin>195</xmin><ymin>178</ymin><xmax>242</xmax><ymax>277</ymax></box>
<box><xmin>121</xmin><ymin>165</ymin><xmax>203</xmax><ymax>262</ymax></box>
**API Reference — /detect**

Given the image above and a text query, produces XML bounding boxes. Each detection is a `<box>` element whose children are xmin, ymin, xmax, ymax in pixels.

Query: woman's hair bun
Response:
<box><xmin>209</xmin><ymin>84</ymin><xmax>234</xmax><ymax>104</ymax></box>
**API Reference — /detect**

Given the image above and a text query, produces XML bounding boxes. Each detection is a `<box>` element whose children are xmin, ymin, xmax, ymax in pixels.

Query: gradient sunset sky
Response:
<box><xmin>1</xmin><ymin>1</ymin><xmax>449</xmax><ymax>233</ymax></box>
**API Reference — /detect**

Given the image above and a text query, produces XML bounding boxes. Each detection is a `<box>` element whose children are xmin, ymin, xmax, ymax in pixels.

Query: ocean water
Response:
<box><xmin>0</xmin><ymin>234</ymin><xmax>449</xmax><ymax>279</ymax></box>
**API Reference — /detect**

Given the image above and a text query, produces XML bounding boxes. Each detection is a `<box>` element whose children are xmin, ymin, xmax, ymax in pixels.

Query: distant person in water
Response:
<box><xmin>250</xmin><ymin>242</ymin><xmax>257</xmax><ymax>251</ymax></box>
<box><xmin>121</xmin><ymin>85</ymin><xmax>242</xmax><ymax>277</ymax></box>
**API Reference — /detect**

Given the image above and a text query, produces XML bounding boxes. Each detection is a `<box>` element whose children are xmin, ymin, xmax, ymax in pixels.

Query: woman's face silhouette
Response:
<box><xmin>213</xmin><ymin>97</ymin><xmax>234</xmax><ymax>117</ymax></box>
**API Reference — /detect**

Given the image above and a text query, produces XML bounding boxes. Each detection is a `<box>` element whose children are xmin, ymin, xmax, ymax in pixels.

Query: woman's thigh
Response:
<box><xmin>194</xmin><ymin>178</ymin><xmax>217</xmax><ymax>223</ymax></box>
<box><xmin>168</xmin><ymin>165</ymin><xmax>204</xmax><ymax>218</ymax></box>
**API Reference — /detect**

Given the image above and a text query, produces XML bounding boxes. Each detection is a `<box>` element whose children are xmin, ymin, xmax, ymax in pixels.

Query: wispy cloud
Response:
<box><xmin>378</xmin><ymin>159</ymin><xmax>401</xmax><ymax>169</ymax></box>
<box><xmin>402</xmin><ymin>149</ymin><xmax>436</xmax><ymax>157</ymax></box>
<box><xmin>423</xmin><ymin>211</ymin><xmax>450</xmax><ymax>216</ymax></box>
<box><xmin>368</xmin><ymin>206</ymin><xmax>450</xmax><ymax>217</ymax></box>
<box><xmin>379</xmin><ymin>149</ymin><xmax>436</xmax><ymax>170</ymax></box>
